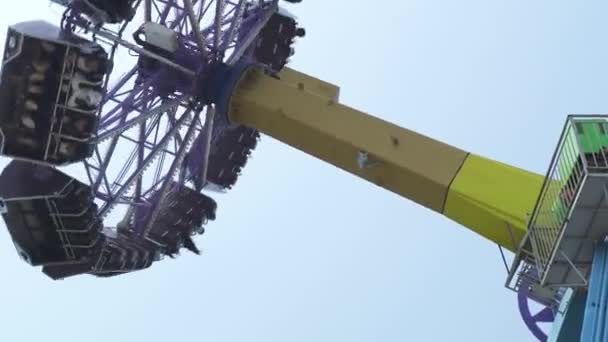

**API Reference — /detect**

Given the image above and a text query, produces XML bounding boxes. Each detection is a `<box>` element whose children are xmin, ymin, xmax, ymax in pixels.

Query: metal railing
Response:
<box><xmin>505</xmin><ymin>115</ymin><xmax>608</xmax><ymax>307</ymax></box>
<box><xmin>527</xmin><ymin>115</ymin><xmax>608</xmax><ymax>283</ymax></box>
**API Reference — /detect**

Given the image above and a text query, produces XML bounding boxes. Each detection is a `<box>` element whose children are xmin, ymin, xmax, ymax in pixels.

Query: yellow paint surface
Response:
<box><xmin>443</xmin><ymin>154</ymin><xmax>544</xmax><ymax>251</ymax></box>
<box><xmin>230</xmin><ymin>66</ymin><xmax>546</xmax><ymax>251</ymax></box>
<box><xmin>278</xmin><ymin>68</ymin><xmax>341</xmax><ymax>102</ymax></box>
<box><xmin>230</xmin><ymin>67</ymin><xmax>468</xmax><ymax>212</ymax></box>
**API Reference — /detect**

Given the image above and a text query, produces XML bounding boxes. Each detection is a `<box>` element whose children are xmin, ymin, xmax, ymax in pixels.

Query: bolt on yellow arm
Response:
<box><xmin>228</xmin><ymin>67</ymin><xmax>545</xmax><ymax>252</ymax></box>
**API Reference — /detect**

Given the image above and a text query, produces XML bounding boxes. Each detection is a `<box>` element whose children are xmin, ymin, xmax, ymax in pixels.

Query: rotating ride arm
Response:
<box><xmin>228</xmin><ymin>66</ymin><xmax>545</xmax><ymax>252</ymax></box>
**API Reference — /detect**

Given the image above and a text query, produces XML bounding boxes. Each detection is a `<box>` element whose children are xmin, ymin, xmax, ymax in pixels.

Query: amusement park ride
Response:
<box><xmin>0</xmin><ymin>0</ymin><xmax>607</xmax><ymax>340</ymax></box>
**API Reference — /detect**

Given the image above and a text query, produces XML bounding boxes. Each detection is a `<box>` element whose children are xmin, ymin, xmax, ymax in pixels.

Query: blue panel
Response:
<box><xmin>549</xmin><ymin>289</ymin><xmax>586</xmax><ymax>342</ymax></box>
<box><xmin>581</xmin><ymin>242</ymin><xmax>608</xmax><ymax>342</ymax></box>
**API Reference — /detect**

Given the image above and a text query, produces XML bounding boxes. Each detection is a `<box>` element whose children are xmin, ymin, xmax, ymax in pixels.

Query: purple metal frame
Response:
<box><xmin>518</xmin><ymin>277</ymin><xmax>557</xmax><ymax>342</ymax></box>
<box><xmin>0</xmin><ymin>0</ymin><xmax>296</xmax><ymax>278</ymax></box>
<box><xmin>63</xmin><ymin>0</ymin><xmax>276</xmax><ymax>236</ymax></box>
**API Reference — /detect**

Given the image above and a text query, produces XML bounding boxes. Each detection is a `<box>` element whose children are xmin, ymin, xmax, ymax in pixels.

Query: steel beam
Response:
<box><xmin>228</xmin><ymin>67</ymin><xmax>544</xmax><ymax>250</ymax></box>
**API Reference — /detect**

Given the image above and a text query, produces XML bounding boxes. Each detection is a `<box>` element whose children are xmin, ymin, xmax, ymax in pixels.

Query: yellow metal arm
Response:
<box><xmin>228</xmin><ymin>67</ymin><xmax>544</xmax><ymax>252</ymax></box>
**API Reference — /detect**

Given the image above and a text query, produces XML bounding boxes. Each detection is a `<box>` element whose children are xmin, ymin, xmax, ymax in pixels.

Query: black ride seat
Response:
<box><xmin>134</xmin><ymin>183</ymin><xmax>217</xmax><ymax>257</ymax></box>
<box><xmin>0</xmin><ymin>21</ymin><xmax>109</xmax><ymax>165</ymax></box>
<box><xmin>81</xmin><ymin>0</ymin><xmax>137</xmax><ymax>24</ymax></box>
<box><xmin>0</xmin><ymin>160</ymin><xmax>103</xmax><ymax>266</ymax></box>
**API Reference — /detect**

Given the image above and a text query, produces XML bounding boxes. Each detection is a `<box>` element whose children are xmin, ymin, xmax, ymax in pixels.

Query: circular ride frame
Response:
<box><xmin>53</xmin><ymin>0</ymin><xmax>293</xmax><ymax>239</ymax></box>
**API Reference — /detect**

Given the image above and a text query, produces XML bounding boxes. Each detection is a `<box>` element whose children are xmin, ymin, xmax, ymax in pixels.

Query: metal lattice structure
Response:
<box><xmin>0</xmin><ymin>0</ymin><xmax>305</xmax><ymax>279</ymax></box>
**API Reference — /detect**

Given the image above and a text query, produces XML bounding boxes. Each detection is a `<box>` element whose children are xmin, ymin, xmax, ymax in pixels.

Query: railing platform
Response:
<box><xmin>508</xmin><ymin>115</ymin><xmax>608</xmax><ymax>305</ymax></box>
<box><xmin>540</xmin><ymin>173</ymin><xmax>608</xmax><ymax>287</ymax></box>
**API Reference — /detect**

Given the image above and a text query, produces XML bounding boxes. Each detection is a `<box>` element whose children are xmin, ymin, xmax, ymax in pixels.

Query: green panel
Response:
<box><xmin>550</xmin><ymin>119</ymin><xmax>608</xmax><ymax>224</ymax></box>
<box><xmin>572</xmin><ymin>119</ymin><xmax>608</xmax><ymax>153</ymax></box>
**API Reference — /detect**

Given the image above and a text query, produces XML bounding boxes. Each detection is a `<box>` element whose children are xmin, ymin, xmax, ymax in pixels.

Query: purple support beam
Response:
<box><xmin>196</xmin><ymin>105</ymin><xmax>216</xmax><ymax>189</ymax></box>
<box><xmin>93</xmin><ymin>82</ymin><xmax>156</xmax><ymax>192</ymax></box>
<box><xmin>140</xmin><ymin>110</ymin><xmax>201</xmax><ymax>236</ymax></box>
<box><xmin>221</xmin><ymin>0</ymin><xmax>247</xmax><ymax>52</ymax></box>
<box><xmin>98</xmin><ymin>108</ymin><xmax>192</xmax><ymax>217</ymax></box>
<box><xmin>183</xmin><ymin>0</ymin><xmax>209</xmax><ymax>58</ymax></box>
<box><xmin>213</xmin><ymin>0</ymin><xmax>225</xmax><ymax>53</ymax></box>
<box><xmin>106</xmin><ymin>99</ymin><xmax>180</xmax><ymax>199</ymax></box>
<box><xmin>95</xmin><ymin>96</ymin><xmax>187</xmax><ymax>142</ymax></box>
<box><xmin>518</xmin><ymin>277</ymin><xmax>556</xmax><ymax>342</ymax></box>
